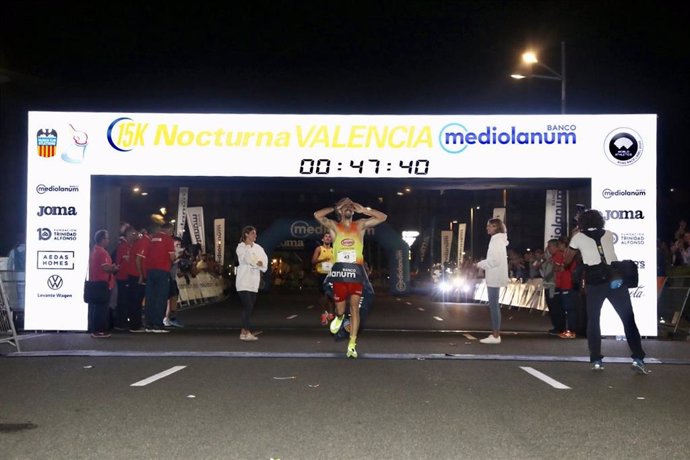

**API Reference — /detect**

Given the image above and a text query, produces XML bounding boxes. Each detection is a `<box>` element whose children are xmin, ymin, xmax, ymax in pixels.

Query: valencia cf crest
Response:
<box><xmin>37</xmin><ymin>129</ymin><xmax>58</xmax><ymax>158</ymax></box>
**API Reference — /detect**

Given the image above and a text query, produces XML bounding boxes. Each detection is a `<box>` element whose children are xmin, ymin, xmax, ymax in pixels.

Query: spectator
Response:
<box><xmin>164</xmin><ymin>236</ymin><xmax>184</xmax><ymax>328</ymax></box>
<box><xmin>554</xmin><ymin>237</ymin><xmax>577</xmax><ymax>339</ymax></box>
<box><xmin>113</xmin><ymin>226</ymin><xmax>137</xmax><ymax>331</ymax></box>
<box><xmin>476</xmin><ymin>218</ymin><xmax>509</xmax><ymax>344</ymax></box>
<box><xmin>543</xmin><ymin>239</ymin><xmax>565</xmax><ymax>336</ymax></box>
<box><xmin>88</xmin><ymin>230</ymin><xmax>119</xmax><ymax>338</ymax></box>
<box><xmin>141</xmin><ymin>223</ymin><xmax>175</xmax><ymax>333</ymax></box>
<box><xmin>236</xmin><ymin>225</ymin><xmax>268</xmax><ymax>341</ymax></box>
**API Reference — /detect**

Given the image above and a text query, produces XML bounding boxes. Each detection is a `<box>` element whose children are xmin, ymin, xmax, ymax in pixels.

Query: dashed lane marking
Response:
<box><xmin>131</xmin><ymin>365</ymin><xmax>187</xmax><ymax>387</ymax></box>
<box><xmin>520</xmin><ymin>366</ymin><xmax>571</xmax><ymax>390</ymax></box>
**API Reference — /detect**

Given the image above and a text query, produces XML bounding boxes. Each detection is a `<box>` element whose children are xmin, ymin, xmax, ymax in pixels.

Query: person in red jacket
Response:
<box><xmin>140</xmin><ymin>223</ymin><xmax>175</xmax><ymax>333</ymax></box>
<box><xmin>552</xmin><ymin>237</ymin><xmax>578</xmax><ymax>339</ymax></box>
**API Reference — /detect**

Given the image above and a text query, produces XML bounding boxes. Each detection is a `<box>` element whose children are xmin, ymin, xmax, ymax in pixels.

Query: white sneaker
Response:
<box><xmin>479</xmin><ymin>335</ymin><xmax>501</xmax><ymax>344</ymax></box>
<box><xmin>240</xmin><ymin>332</ymin><xmax>258</xmax><ymax>341</ymax></box>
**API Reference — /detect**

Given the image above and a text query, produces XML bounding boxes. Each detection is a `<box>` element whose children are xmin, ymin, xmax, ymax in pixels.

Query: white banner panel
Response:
<box><xmin>186</xmin><ymin>207</ymin><xmax>206</xmax><ymax>254</ymax></box>
<box><xmin>544</xmin><ymin>190</ymin><xmax>566</xmax><ymax>247</ymax></box>
<box><xmin>440</xmin><ymin>230</ymin><xmax>452</xmax><ymax>263</ymax></box>
<box><xmin>176</xmin><ymin>187</ymin><xmax>189</xmax><ymax>238</ymax></box>
<box><xmin>457</xmin><ymin>223</ymin><xmax>467</xmax><ymax>264</ymax></box>
<box><xmin>24</xmin><ymin>112</ymin><xmax>657</xmax><ymax>335</ymax></box>
<box><xmin>214</xmin><ymin>218</ymin><xmax>225</xmax><ymax>267</ymax></box>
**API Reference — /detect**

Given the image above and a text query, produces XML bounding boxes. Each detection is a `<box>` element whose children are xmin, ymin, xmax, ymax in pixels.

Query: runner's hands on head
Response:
<box><xmin>352</xmin><ymin>202</ymin><xmax>366</xmax><ymax>213</ymax></box>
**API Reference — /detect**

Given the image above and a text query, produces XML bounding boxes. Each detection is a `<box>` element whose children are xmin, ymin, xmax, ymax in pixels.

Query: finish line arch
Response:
<box><xmin>260</xmin><ymin>218</ymin><xmax>409</xmax><ymax>294</ymax></box>
<box><xmin>24</xmin><ymin>112</ymin><xmax>657</xmax><ymax>335</ymax></box>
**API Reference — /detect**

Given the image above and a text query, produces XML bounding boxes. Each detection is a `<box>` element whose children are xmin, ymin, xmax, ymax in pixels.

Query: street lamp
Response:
<box><xmin>511</xmin><ymin>41</ymin><xmax>566</xmax><ymax>114</ymax></box>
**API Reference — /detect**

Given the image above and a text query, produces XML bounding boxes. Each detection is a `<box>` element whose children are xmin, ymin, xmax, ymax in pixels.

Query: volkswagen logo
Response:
<box><xmin>47</xmin><ymin>274</ymin><xmax>64</xmax><ymax>290</ymax></box>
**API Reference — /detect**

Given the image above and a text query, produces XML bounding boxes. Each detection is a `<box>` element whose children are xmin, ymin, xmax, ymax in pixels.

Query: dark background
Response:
<box><xmin>1</xmin><ymin>0</ymin><xmax>688</xmax><ymax>254</ymax></box>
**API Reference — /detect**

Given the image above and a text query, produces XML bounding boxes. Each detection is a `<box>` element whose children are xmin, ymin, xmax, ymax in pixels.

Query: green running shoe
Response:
<box><xmin>347</xmin><ymin>343</ymin><xmax>358</xmax><ymax>359</ymax></box>
<box><xmin>329</xmin><ymin>315</ymin><xmax>344</xmax><ymax>334</ymax></box>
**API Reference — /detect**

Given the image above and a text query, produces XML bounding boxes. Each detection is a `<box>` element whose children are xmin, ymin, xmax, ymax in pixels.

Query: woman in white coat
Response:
<box><xmin>236</xmin><ymin>226</ymin><xmax>268</xmax><ymax>341</ymax></box>
<box><xmin>476</xmin><ymin>218</ymin><xmax>509</xmax><ymax>344</ymax></box>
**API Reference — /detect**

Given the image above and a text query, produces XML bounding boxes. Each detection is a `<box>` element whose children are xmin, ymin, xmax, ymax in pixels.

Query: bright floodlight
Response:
<box><xmin>511</xmin><ymin>73</ymin><xmax>526</xmax><ymax>79</ymax></box>
<box><xmin>522</xmin><ymin>51</ymin><xmax>538</xmax><ymax>64</ymax></box>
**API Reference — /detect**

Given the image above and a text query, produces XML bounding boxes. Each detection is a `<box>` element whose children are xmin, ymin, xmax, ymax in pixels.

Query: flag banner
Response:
<box><xmin>440</xmin><ymin>230</ymin><xmax>452</xmax><ymax>263</ymax></box>
<box><xmin>544</xmin><ymin>190</ymin><xmax>565</xmax><ymax>247</ymax></box>
<box><xmin>186</xmin><ymin>206</ymin><xmax>206</xmax><ymax>253</ymax></box>
<box><xmin>214</xmin><ymin>218</ymin><xmax>225</xmax><ymax>267</ymax></box>
<box><xmin>176</xmin><ymin>187</ymin><xmax>189</xmax><ymax>238</ymax></box>
<box><xmin>457</xmin><ymin>223</ymin><xmax>467</xmax><ymax>264</ymax></box>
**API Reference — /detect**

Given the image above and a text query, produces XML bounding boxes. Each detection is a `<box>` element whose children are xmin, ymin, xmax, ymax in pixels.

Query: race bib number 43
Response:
<box><xmin>336</xmin><ymin>250</ymin><xmax>356</xmax><ymax>263</ymax></box>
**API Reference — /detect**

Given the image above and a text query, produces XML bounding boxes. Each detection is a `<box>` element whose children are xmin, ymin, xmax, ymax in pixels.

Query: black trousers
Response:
<box><xmin>114</xmin><ymin>279</ymin><xmax>130</xmax><ymax>329</ymax></box>
<box><xmin>585</xmin><ymin>282</ymin><xmax>645</xmax><ymax>362</ymax></box>
<box><xmin>545</xmin><ymin>289</ymin><xmax>565</xmax><ymax>332</ymax></box>
<box><xmin>88</xmin><ymin>299</ymin><xmax>110</xmax><ymax>333</ymax></box>
<box><xmin>238</xmin><ymin>290</ymin><xmax>257</xmax><ymax>330</ymax></box>
<box><xmin>127</xmin><ymin>275</ymin><xmax>145</xmax><ymax>330</ymax></box>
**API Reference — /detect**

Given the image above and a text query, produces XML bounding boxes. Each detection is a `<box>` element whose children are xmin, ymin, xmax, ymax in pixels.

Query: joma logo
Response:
<box><xmin>37</xmin><ymin>206</ymin><xmax>77</xmax><ymax>217</ymax></box>
<box><xmin>604</xmin><ymin>210</ymin><xmax>644</xmax><ymax>220</ymax></box>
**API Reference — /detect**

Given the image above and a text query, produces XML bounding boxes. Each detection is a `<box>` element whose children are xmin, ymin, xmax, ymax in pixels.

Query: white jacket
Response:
<box><xmin>477</xmin><ymin>233</ymin><xmax>509</xmax><ymax>288</ymax></box>
<box><xmin>235</xmin><ymin>242</ymin><xmax>268</xmax><ymax>292</ymax></box>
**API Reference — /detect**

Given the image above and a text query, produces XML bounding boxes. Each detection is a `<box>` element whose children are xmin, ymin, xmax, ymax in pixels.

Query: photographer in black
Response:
<box><xmin>564</xmin><ymin>209</ymin><xmax>649</xmax><ymax>374</ymax></box>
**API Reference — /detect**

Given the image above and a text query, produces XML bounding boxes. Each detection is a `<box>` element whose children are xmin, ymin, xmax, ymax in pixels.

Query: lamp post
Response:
<box><xmin>511</xmin><ymin>41</ymin><xmax>566</xmax><ymax>114</ymax></box>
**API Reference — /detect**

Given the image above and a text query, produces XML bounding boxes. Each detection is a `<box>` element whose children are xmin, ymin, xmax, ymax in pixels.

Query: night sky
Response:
<box><xmin>1</xmin><ymin>0</ymin><xmax>688</xmax><ymax>252</ymax></box>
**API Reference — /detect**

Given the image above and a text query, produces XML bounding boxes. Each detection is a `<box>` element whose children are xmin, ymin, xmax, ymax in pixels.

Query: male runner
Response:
<box><xmin>312</xmin><ymin>232</ymin><xmax>335</xmax><ymax>325</ymax></box>
<box><xmin>314</xmin><ymin>197</ymin><xmax>387</xmax><ymax>358</ymax></box>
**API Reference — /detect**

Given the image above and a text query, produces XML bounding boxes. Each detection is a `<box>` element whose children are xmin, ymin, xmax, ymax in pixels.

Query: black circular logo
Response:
<box><xmin>604</xmin><ymin>128</ymin><xmax>643</xmax><ymax>165</ymax></box>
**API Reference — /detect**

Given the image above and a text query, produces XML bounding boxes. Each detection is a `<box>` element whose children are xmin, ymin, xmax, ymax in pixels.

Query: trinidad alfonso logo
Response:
<box><xmin>604</xmin><ymin>128</ymin><xmax>643</xmax><ymax>166</ymax></box>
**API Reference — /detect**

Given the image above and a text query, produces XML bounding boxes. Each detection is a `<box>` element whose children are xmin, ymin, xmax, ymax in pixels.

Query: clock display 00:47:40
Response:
<box><xmin>299</xmin><ymin>158</ymin><xmax>430</xmax><ymax>175</ymax></box>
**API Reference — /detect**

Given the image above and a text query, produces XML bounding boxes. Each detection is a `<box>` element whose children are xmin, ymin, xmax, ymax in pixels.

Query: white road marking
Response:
<box><xmin>405</xmin><ymin>301</ymin><xmax>412</xmax><ymax>305</ymax></box>
<box><xmin>131</xmin><ymin>366</ymin><xmax>186</xmax><ymax>387</ymax></box>
<box><xmin>286</xmin><ymin>314</ymin><xmax>298</xmax><ymax>320</ymax></box>
<box><xmin>520</xmin><ymin>366</ymin><xmax>571</xmax><ymax>390</ymax></box>
<box><xmin>463</xmin><ymin>333</ymin><xmax>477</xmax><ymax>341</ymax></box>
<box><xmin>433</xmin><ymin>316</ymin><xmax>444</xmax><ymax>322</ymax></box>
<box><xmin>417</xmin><ymin>307</ymin><xmax>425</xmax><ymax>311</ymax></box>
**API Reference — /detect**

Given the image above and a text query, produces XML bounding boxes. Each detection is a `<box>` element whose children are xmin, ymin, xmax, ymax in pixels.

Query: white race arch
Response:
<box><xmin>26</xmin><ymin>112</ymin><xmax>657</xmax><ymax>334</ymax></box>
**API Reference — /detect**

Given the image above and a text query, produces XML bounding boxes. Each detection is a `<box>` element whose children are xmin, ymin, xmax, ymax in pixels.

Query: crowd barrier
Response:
<box><xmin>0</xmin><ymin>270</ymin><xmax>22</xmax><ymax>350</ymax></box>
<box><xmin>176</xmin><ymin>272</ymin><xmax>228</xmax><ymax>310</ymax></box>
<box><xmin>473</xmin><ymin>278</ymin><xmax>547</xmax><ymax>312</ymax></box>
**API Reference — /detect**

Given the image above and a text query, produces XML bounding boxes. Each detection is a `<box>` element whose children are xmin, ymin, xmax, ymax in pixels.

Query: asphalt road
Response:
<box><xmin>2</xmin><ymin>291</ymin><xmax>689</xmax><ymax>459</ymax></box>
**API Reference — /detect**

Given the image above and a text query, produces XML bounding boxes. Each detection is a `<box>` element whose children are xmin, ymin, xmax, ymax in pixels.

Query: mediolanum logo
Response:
<box><xmin>37</xmin><ymin>205</ymin><xmax>77</xmax><ymax>217</ymax></box>
<box><xmin>36</xmin><ymin>184</ymin><xmax>80</xmax><ymax>194</ymax></box>
<box><xmin>290</xmin><ymin>220</ymin><xmax>326</xmax><ymax>239</ymax></box>
<box><xmin>602</xmin><ymin>188</ymin><xmax>646</xmax><ymax>199</ymax></box>
<box><xmin>439</xmin><ymin>123</ymin><xmax>577</xmax><ymax>154</ymax></box>
<box><xmin>603</xmin><ymin>209</ymin><xmax>644</xmax><ymax>220</ymax></box>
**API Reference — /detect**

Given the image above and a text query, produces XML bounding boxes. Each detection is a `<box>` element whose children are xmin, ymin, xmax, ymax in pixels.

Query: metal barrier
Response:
<box><xmin>0</xmin><ymin>271</ymin><xmax>22</xmax><ymax>351</ymax></box>
<box><xmin>176</xmin><ymin>272</ymin><xmax>228</xmax><ymax>310</ymax></box>
<box><xmin>658</xmin><ymin>275</ymin><xmax>690</xmax><ymax>337</ymax></box>
<box><xmin>474</xmin><ymin>278</ymin><xmax>547</xmax><ymax>312</ymax></box>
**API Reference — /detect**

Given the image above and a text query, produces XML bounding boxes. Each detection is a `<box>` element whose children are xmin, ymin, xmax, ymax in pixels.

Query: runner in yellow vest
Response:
<box><xmin>311</xmin><ymin>233</ymin><xmax>335</xmax><ymax>325</ymax></box>
<box><xmin>314</xmin><ymin>197</ymin><xmax>387</xmax><ymax>358</ymax></box>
